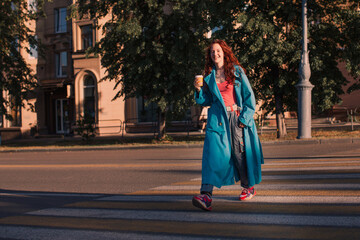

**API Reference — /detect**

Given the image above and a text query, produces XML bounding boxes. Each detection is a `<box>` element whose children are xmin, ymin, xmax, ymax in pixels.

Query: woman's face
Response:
<box><xmin>210</xmin><ymin>43</ymin><xmax>224</xmax><ymax>67</ymax></box>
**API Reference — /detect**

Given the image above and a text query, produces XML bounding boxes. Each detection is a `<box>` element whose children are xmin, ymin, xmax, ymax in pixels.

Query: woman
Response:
<box><xmin>192</xmin><ymin>39</ymin><xmax>264</xmax><ymax>211</ymax></box>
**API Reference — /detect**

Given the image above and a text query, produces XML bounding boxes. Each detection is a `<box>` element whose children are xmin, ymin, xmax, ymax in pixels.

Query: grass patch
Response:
<box><xmin>258</xmin><ymin>128</ymin><xmax>360</xmax><ymax>141</ymax></box>
<box><xmin>0</xmin><ymin>135</ymin><xmax>206</xmax><ymax>150</ymax></box>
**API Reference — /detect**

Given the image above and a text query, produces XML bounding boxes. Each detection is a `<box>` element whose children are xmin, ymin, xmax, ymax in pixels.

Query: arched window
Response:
<box><xmin>83</xmin><ymin>75</ymin><xmax>96</xmax><ymax>120</ymax></box>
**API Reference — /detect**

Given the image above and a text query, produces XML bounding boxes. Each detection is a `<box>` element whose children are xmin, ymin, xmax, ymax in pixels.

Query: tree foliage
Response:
<box><xmin>342</xmin><ymin>4</ymin><xmax>360</xmax><ymax>93</ymax></box>
<box><xmin>0</xmin><ymin>0</ymin><xmax>44</xmax><ymax>120</ymax></box>
<box><xmin>214</xmin><ymin>0</ymin><xmax>360</xmax><ymax>115</ymax></box>
<box><xmin>74</xmin><ymin>0</ymin><xmax>359</xmax><ymax>138</ymax></box>
<box><xmin>73</xmin><ymin>0</ymin><xmax>211</xmax><ymax>138</ymax></box>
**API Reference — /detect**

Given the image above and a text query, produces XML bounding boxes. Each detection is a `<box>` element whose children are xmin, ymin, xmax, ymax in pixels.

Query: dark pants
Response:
<box><xmin>201</xmin><ymin>110</ymin><xmax>249</xmax><ymax>195</ymax></box>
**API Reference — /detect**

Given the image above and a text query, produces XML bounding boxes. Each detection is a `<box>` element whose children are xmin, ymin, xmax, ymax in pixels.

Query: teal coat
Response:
<box><xmin>195</xmin><ymin>66</ymin><xmax>264</xmax><ymax>188</ymax></box>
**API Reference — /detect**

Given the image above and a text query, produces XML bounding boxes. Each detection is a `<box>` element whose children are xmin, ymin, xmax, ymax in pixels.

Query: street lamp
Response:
<box><xmin>296</xmin><ymin>0</ymin><xmax>314</xmax><ymax>139</ymax></box>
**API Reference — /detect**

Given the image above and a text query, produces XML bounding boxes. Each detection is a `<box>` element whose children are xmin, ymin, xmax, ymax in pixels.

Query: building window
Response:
<box><xmin>10</xmin><ymin>37</ymin><xmax>19</xmax><ymax>57</ymax></box>
<box><xmin>9</xmin><ymin>97</ymin><xmax>21</xmax><ymax>127</ymax></box>
<box><xmin>56</xmin><ymin>51</ymin><xmax>67</xmax><ymax>78</ymax></box>
<box><xmin>55</xmin><ymin>8</ymin><xmax>67</xmax><ymax>33</ymax></box>
<box><xmin>28</xmin><ymin>0</ymin><xmax>37</xmax><ymax>12</ymax></box>
<box><xmin>83</xmin><ymin>75</ymin><xmax>96</xmax><ymax>120</ymax></box>
<box><xmin>29</xmin><ymin>43</ymin><xmax>38</xmax><ymax>58</ymax></box>
<box><xmin>81</xmin><ymin>25</ymin><xmax>94</xmax><ymax>50</ymax></box>
<box><xmin>29</xmin><ymin>37</ymin><xmax>38</xmax><ymax>59</ymax></box>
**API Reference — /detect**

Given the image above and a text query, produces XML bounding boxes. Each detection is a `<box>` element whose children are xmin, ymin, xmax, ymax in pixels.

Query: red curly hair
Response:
<box><xmin>204</xmin><ymin>39</ymin><xmax>245</xmax><ymax>84</ymax></box>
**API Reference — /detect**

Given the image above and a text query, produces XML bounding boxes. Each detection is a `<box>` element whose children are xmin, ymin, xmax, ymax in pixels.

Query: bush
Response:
<box><xmin>76</xmin><ymin>115</ymin><xmax>96</xmax><ymax>142</ymax></box>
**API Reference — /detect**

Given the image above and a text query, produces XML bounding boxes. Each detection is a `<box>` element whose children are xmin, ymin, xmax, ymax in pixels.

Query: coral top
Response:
<box><xmin>217</xmin><ymin>81</ymin><xmax>236</xmax><ymax>107</ymax></box>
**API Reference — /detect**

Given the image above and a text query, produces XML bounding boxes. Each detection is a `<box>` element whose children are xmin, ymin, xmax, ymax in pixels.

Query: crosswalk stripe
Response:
<box><xmin>0</xmin><ymin>215</ymin><xmax>359</xmax><ymax>240</ymax></box>
<box><xmin>25</xmin><ymin>208</ymin><xmax>360</xmax><ymax>227</ymax></box>
<box><xmin>263</xmin><ymin>162</ymin><xmax>360</xmax><ymax>167</ymax></box>
<box><xmin>264</xmin><ymin>165</ymin><xmax>360</xmax><ymax>171</ymax></box>
<box><xmin>263</xmin><ymin>169</ymin><xmax>360</xmax><ymax>174</ymax></box>
<box><xmin>0</xmin><ymin>226</ymin><xmax>210</xmax><ymax>240</ymax></box>
<box><xmin>265</xmin><ymin>158</ymin><xmax>360</xmax><ymax>163</ymax></box>
<box><xmin>128</xmin><ymin>189</ymin><xmax>360</xmax><ymax>196</ymax></box>
<box><xmin>172</xmin><ymin>178</ymin><xmax>360</xmax><ymax>185</ymax></box>
<box><xmin>259</xmin><ymin>178</ymin><xmax>360</xmax><ymax>184</ymax></box>
<box><xmin>65</xmin><ymin>201</ymin><xmax>360</xmax><ymax>215</ymax></box>
<box><xmin>97</xmin><ymin>195</ymin><xmax>360</xmax><ymax>204</ymax></box>
<box><xmin>151</xmin><ymin>183</ymin><xmax>360</xmax><ymax>190</ymax></box>
<box><xmin>0</xmin><ymin>193</ymin><xmax>102</xmax><ymax>197</ymax></box>
<box><xmin>262</xmin><ymin>166</ymin><xmax>360</xmax><ymax>171</ymax></box>
<box><xmin>265</xmin><ymin>160</ymin><xmax>360</xmax><ymax>165</ymax></box>
<box><xmin>262</xmin><ymin>173</ymin><xmax>360</xmax><ymax>179</ymax></box>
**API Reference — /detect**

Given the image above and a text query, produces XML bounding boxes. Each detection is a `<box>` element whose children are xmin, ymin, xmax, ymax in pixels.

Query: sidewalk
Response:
<box><xmin>1</xmin><ymin>122</ymin><xmax>359</xmax><ymax>152</ymax></box>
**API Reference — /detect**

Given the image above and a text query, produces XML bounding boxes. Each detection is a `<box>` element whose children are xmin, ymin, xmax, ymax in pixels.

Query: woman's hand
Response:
<box><xmin>238</xmin><ymin>122</ymin><xmax>246</xmax><ymax>128</ymax></box>
<box><xmin>194</xmin><ymin>78</ymin><xmax>202</xmax><ymax>92</ymax></box>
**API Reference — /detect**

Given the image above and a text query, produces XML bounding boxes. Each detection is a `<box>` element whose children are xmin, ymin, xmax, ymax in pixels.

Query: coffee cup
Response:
<box><xmin>195</xmin><ymin>75</ymin><xmax>204</xmax><ymax>87</ymax></box>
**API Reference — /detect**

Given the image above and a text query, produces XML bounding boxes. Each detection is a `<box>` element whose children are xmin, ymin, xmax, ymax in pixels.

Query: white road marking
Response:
<box><xmin>0</xmin><ymin>226</ymin><xmax>210</xmax><ymax>240</ymax></box>
<box><xmin>97</xmin><ymin>195</ymin><xmax>360</xmax><ymax>204</ymax></box>
<box><xmin>262</xmin><ymin>166</ymin><xmax>360</xmax><ymax>171</ymax></box>
<box><xmin>151</xmin><ymin>183</ymin><xmax>360</xmax><ymax>190</ymax></box>
<box><xmin>0</xmin><ymin>192</ymin><xmax>102</xmax><ymax>197</ymax></box>
<box><xmin>262</xmin><ymin>173</ymin><xmax>360</xmax><ymax>179</ymax></box>
<box><xmin>27</xmin><ymin>208</ymin><xmax>360</xmax><ymax>227</ymax></box>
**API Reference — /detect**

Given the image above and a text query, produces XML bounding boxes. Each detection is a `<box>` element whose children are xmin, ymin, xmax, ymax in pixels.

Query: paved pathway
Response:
<box><xmin>1</xmin><ymin>154</ymin><xmax>360</xmax><ymax>239</ymax></box>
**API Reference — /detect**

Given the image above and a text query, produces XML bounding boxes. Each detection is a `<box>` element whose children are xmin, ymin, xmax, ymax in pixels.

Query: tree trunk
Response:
<box><xmin>275</xmin><ymin>92</ymin><xmax>287</xmax><ymax>138</ymax></box>
<box><xmin>157</xmin><ymin>110</ymin><xmax>166</xmax><ymax>140</ymax></box>
<box><xmin>272</xmin><ymin>65</ymin><xmax>287</xmax><ymax>139</ymax></box>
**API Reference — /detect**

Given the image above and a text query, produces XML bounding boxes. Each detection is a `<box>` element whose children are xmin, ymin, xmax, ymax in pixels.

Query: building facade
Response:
<box><xmin>2</xmin><ymin>0</ymin><xmax>127</xmax><ymax>140</ymax></box>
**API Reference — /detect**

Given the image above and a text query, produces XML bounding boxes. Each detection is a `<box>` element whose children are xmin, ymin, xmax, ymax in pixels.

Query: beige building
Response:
<box><xmin>2</xmin><ymin>0</ymin><xmax>175</xmax><ymax>141</ymax></box>
<box><xmin>2</xmin><ymin>0</ymin><xmax>127</xmax><ymax>140</ymax></box>
<box><xmin>37</xmin><ymin>0</ymin><xmax>126</xmax><ymax>137</ymax></box>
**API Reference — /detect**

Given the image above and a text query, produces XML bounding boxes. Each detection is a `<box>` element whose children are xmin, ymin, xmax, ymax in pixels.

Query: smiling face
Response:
<box><xmin>210</xmin><ymin>43</ymin><xmax>224</xmax><ymax>68</ymax></box>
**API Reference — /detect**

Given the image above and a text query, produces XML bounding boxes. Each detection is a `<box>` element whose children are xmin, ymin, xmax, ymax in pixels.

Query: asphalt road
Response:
<box><xmin>0</xmin><ymin>142</ymin><xmax>360</xmax><ymax>239</ymax></box>
<box><xmin>1</xmin><ymin>142</ymin><xmax>359</xmax><ymax>194</ymax></box>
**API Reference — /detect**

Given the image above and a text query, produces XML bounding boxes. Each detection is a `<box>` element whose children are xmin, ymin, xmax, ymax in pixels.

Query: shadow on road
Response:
<box><xmin>0</xmin><ymin>189</ymin><xmax>109</xmax><ymax>218</ymax></box>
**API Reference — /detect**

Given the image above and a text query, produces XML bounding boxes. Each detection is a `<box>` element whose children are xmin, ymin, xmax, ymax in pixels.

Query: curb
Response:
<box><xmin>1</xmin><ymin>138</ymin><xmax>359</xmax><ymax>153</ymax></box>
<box><xmin>262</xmin><ymin>138</ymin><xmax>360</xmax><ymax>145</ymax></box>
<box><xmin>0</xmin><ymin>144</ymin><xmax>205</xmax><ymax>153</ymax></box>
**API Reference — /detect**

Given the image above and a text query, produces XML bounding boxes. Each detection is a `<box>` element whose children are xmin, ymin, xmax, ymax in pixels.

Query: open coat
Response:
<box><xmin>195</xmin><ymin>66</ymin><xmax>264</xmax><ymax>188</ymax></box>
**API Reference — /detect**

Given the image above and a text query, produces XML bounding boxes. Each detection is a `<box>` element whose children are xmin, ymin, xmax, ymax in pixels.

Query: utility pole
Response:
<box><xmin>296</xmin><ymin>0</ymin><xmax>314</xmax><ymax>139</ymax></box>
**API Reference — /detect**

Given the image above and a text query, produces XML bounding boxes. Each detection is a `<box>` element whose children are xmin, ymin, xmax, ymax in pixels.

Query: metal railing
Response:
<box><xmin>347</xmin><ymin>108</ymin><xmax>359</xmax><ymax>131</ymax></box>
<box><xmin>121</xmin><ymin>116</ymin><xmax>203</xmax><ymax>138</ymax></box>
<box><xmin>329</xmin><ymin>106</ymin><xmax>360</xmax><ymax>131</ymax></box>
<box><xmin>95</xmin><ymin>119</ymin><xmax>123</xmax><ymax>135</ymax></box>
<box><xmin>122</xmin><ymin>118</ymin><xmax>158</xmax><ymax>137</ymax></box>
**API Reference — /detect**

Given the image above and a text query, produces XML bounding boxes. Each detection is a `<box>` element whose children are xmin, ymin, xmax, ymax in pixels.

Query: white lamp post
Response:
<box><xmin>296</xmin><ymin>0</ymin><xmax>314</xmax><ymax>139</ymax></box>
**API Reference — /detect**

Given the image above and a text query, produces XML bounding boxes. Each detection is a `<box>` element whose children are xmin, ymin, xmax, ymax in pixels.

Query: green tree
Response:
<box><xmin>342</xmin><ymin>3</ymin><xmax>360</xmax><ymax>93</ymax></box>
<box><xmin>73</xmin><ymin>0</ymin><xmax>209</xmax><ymax>139</ymax></box>
<box><xmin>73</xmin><ymin>0</ymin><xmax>359</xmax><ymax>139</ymax></box>
<box><xmin>213</xmin><ymin>0</ymin><xmax>359</xmax><ymax>138</ymax></box>
<box><xmin>0</xmin><ymin>0</ymin><xmax>44</xmax><ymax>121</ymax></box>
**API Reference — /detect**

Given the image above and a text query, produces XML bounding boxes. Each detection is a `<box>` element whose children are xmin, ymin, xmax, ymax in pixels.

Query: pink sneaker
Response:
<box><xmin>192</xmin><ymin>194</ymin><xmax>212</xmax><ymax>211</ymax></box>
<box><xmin>239</xmin><ymin>187</ymin><xmax>256</xmax><ymax>201</ymax></box>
